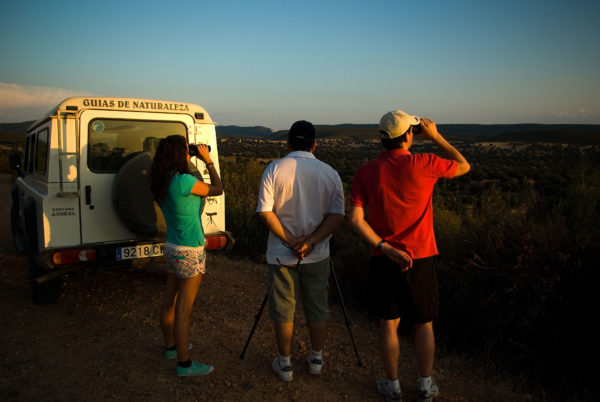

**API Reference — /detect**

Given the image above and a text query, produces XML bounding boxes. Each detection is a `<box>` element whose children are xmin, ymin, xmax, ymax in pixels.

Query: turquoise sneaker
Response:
<box><xmin>165</xmin><ymin>343</ymin><xmax>193</xmax><ymax>360</ymax></box>
<box><xmin>176</xmin><ymin>361</ymin><xmax>214</xmax><ymax>377</ymax></box>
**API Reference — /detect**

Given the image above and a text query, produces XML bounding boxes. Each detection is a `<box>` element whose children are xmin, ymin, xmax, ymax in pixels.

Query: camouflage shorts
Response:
<box><xmin>163</xmin><ymin>242</ymin><xmax>206</xmax><ymax>278</ymax></box>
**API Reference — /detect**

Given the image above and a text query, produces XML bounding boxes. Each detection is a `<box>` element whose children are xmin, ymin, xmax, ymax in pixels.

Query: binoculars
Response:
<box><xmin>188</xmin><ymin>144</ymin><xmax>211</xmax><ymax>156</ymax></box>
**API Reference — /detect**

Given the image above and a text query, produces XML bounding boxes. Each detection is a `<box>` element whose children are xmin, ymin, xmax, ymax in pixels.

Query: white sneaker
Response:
<box><xmin>272</xmin><ymin>357</ymin><xmax>293</xmax><ymax>382</ymax></box>
<box><xmin>376</xmin><ymin>379</ymin><xmax>402</xmax><ymax>401</ymax></box>
<box><xmin>417</xmin><ymin>378</ymin><xmax>439</xmax><ymax>401</ymax></box>
<box><xmin>307</xmin><ymin>354</ymin><xmax>323</xmax><ymax>375</ymax></box>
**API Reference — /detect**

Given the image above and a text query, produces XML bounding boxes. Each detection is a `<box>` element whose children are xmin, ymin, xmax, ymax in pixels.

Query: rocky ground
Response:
<box><xmin>0</xmin><ymin>175</ymin><xmax>546</xmax><ymax>401</ymax></box>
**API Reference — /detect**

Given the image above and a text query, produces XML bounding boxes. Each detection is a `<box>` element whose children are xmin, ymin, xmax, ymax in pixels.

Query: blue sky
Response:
<box><xmin>1</xmin><ymin>0</ymin><xmax>599</xmax><ymax>129</ymax></box>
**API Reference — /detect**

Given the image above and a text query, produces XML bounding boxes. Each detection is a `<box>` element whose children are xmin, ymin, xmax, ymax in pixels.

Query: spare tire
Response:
<box><xmin>113</xmin><ymin>152</ymin><xmax>203</xmax><ymax>240</ymax></box>
<box><xmin>113</xmin><ymin>152</ymin><xmax>165</xmax><ymax>239</ymax></box>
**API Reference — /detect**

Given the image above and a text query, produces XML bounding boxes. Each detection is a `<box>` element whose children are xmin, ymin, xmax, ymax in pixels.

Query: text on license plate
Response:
<box><xmin>116</xmin><ymin>244</ymin><xmax>164</xmax><ymax>260</ymax></box>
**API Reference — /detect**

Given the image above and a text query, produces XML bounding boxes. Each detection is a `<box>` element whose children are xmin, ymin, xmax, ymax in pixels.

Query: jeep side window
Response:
<box><xmin>35</xmin><ymin>128</ymin><xmax>49</xmax><ymax>175</ymax></box>
<box><xmin>88</xmin><ymin>119</ymin><xmax>187</xmax><ymax>173</ymax></box>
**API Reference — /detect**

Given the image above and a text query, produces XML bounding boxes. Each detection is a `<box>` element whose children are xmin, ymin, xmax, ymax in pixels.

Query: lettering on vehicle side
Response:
<box><xmin>82</xmin><ymin>98</ymin><xmax>190</xmax><ymax>112</ymax></box>
<box><xmin>51</xmin><ymin>207</ymin><xmax>77</xmax><ymax>217</ymax></box>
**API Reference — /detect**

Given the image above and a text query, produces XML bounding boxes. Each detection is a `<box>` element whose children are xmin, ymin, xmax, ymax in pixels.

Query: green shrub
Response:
<box><xmin>434</xmin><ymin>165</ymin><xmax>599</xmax><ymax>387</ymax></box>
<box><xmin>220</xmin><ymin>158</ymin><xmax>269</xmax><ymax>259</ymax></box>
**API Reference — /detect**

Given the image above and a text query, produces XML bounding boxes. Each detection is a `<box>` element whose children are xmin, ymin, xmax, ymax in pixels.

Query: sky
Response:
<box><xmin>1</xmin><ymin>0</ymin><xmax>599</xmax><ymax>130</ymax></box>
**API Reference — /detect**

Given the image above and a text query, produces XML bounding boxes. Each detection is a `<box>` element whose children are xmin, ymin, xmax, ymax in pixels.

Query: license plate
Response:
<box><xmin>116</xmin><ymin>243</ymin><xmax>164</xmax><ymax>260</ymax></box>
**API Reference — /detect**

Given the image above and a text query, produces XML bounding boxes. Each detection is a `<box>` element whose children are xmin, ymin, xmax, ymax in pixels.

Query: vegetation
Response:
<box><xmin>218</xmin><ymin>137</ymin><xmax>600</xmax><ymax>396</ymax></box>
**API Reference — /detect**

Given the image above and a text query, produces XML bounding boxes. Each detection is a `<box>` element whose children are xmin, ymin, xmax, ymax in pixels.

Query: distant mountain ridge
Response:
<box><xmin>268</xmin><ymin>123</ymin><xmax>600</xmax><ymax>144</ymax></box>
<box><xmin>215</xmin><ymin>125</ymin><xmax>274</xmax><ymax>138</ymax></box>
<box><xmin>1</xmin><ymin>121</ymin><xmax>599</xmax><ymax>144</ymax></box>
<box><xmin>0</xmin><ymin>121</ymin><xmax>34</xmax><ymax>134</ymax></box>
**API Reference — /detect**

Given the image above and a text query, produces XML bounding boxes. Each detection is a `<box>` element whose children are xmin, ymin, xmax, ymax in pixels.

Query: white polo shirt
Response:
<box><xmin>257</xmin><ymin>151</ymin><xmax>345</xmax><ymax>265</ymax></box>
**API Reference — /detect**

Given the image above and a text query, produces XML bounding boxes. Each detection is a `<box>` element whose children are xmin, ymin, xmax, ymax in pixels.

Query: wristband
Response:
<box><xmin>307</xmin><ymin>238</ymin><xmax>314</xmax><ymax>247</ymax></box>
<box><xmin>206</xmin><ymin>162</ymin><xmax>214</xmax><ymax>168</ymax></box>
<box><xmin>376</xmin><ymin>240</ymin><xmax>386</xmax><ymax>251</ymax></box>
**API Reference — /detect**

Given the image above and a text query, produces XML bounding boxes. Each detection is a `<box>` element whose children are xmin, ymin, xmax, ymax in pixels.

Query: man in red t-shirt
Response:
<box><xmin>349</xmin><ymin>110</ymin><xmax>470</xmax><ymax>401</ymax></box>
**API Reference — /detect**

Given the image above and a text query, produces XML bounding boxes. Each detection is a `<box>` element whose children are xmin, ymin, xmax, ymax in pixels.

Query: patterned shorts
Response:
<box><xmin>163</xmin><ymin>242</ymin><xmax>206</xmax><ymax>278</ymax></box>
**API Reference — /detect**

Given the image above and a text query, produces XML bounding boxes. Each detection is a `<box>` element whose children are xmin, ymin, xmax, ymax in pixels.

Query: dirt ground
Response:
<box><xmin>0</xmin><ymin>174</ymin><xmax>542</xmax><ymax>401</ymax></box>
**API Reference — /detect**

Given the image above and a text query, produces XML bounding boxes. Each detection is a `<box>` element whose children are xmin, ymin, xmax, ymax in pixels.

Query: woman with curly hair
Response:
<box><xmin>149</xmin><ymin>135</ymin><xmax>222</xmax><ymax>377</ymax></box>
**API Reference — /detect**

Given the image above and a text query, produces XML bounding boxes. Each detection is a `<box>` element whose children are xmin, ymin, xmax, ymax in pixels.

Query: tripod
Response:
<box><xmin>239</xmin><ymin>258</ymin><xmax>363</xmax><ymax>367</ymax></box>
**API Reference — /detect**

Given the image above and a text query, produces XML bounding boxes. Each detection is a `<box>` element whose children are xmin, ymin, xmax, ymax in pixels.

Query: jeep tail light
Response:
<box><xmin>52</xmin><ymin>248</ymin><xmax>97</xmax><ymax>265</ymax></box>
<box><xmin>204</xmin><ymin>234</ymin><xmax>228</xmax><ymax>250</ymax></box>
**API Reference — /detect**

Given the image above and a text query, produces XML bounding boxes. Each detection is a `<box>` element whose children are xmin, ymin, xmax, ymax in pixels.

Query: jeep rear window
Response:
<box><xmin>88</xmin><ymin>119</ymin><xmax>187</xmax><ymax>173</ymax></box>
<box><xmin>35</xmin><ymin>128</ymin><xmax>49</xmax><ymax>175</ymax></box>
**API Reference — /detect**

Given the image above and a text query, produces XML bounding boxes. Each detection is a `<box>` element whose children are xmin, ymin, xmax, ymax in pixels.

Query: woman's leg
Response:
<box><xmin>174</xmin><ymin>273</ymin><xmax>204</xmax><ymax>362</ymax></box>
<box><xmin>161</xmin><ymin>272</ymin><xmax>179</xmax><ymax>348</ymax></box>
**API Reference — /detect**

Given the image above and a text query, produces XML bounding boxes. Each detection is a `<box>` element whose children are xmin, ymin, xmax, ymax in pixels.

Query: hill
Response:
<box><xmin>215</xmin><ymin>125</ymin><xmax>274</xmax><ymax>138</ymax></box>
<box><xmin>0</xmin><ymin>121</ymin><xmax>33</xmax><ymax>135</ymax></box>
<box><xmin>267</xmin><ymin>123</ymin><xmax>600</xmax><ymax>144</ymax></box>
<box><xmin>2</xmin><ymin>120</ymin><xmax>599</xmax><ymax>145</ymax></box>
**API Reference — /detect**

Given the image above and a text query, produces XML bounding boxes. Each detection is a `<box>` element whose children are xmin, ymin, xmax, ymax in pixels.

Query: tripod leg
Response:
<box><xmin>330</xmin><ymin>259</ymin><xmax>363</xmax><ymax>367</ymax></box>
<box><xmin>240</xmin><ymin>292</ymin><xmax>269</xmax><ymax>359</ymax></box>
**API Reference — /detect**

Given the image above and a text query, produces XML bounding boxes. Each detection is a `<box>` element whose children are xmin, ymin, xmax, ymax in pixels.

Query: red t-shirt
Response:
<box><xmin>349</xmin><ymin>149</ymin><xmax>457</xmax><ymax>259</ymax></box>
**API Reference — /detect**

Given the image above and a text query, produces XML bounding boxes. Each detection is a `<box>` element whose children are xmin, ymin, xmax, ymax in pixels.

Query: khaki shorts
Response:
<box><xmin>163</xmin><ymin>242</ymin><xmax>206</xmax><ymax>278</ymax></box>
<box><xmin>268</xmin><ymin>257</ymin><xmax>330</xmax><ymax>323</ymax></box>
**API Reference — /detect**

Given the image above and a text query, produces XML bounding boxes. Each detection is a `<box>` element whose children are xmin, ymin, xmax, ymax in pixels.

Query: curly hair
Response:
<box><xmin>149</xmin><ymin>135</ymin><xmax>191</xmax><ymax>203</ymax></box>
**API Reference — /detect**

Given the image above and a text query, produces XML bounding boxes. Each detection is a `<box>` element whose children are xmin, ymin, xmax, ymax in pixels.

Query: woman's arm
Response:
<box><xmin>190</xmin><ymin>145</ymin><xmax>223</xmax><ymax>197</ymax></box>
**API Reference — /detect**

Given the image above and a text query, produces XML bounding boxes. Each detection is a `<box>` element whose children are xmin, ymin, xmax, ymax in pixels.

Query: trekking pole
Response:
<box><xmin>240</xmin><ymin>257</ymin><xmax>301</xmax><ymax>359</ymax></box>
<box><xmin>330</xmin><ymin>258</ymin><xmax>363</xmax><ymax>367</ymax></box>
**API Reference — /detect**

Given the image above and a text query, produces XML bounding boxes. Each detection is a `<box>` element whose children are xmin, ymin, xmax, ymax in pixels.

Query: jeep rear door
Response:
<box><xmin>78</xmin><ymin>110</ymin><xmax>194</xmax><ymax>244</ymax></box>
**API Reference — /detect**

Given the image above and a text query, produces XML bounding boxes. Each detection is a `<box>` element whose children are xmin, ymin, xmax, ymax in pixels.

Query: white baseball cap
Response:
<box><xmin>379</xmin><ymin>110</ymin><xmax>421</xmax><ymax>139</ymax></box>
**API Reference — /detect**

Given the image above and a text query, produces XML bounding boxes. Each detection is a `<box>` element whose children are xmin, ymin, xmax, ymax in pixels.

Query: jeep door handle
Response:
<box><xmin>85</xmin><ymin>185</ymin><xmax>92</xmax><ymax>205</ymax></box>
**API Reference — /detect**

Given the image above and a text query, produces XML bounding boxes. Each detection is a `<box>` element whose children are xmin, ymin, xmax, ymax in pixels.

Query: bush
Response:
<box><xmin>220</xmin><ymin>158</ymin><xmax>269</xmax><ymax>259</ymax></box>
<box><xmin>434</xmin><ymin>166</ymin><xmax>599</xmax><ymax>388</ymax></box>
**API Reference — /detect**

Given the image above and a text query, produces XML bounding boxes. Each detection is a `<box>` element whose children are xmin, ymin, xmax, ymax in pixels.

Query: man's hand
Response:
<box><xmin>417</xmin><ymin>118</ymin><xmax>471</xmax><ymax>177</ymax></box>
<box><xmin>381</xmin><ymin>243</ymin><xmax>413</xmax><ymax>271</ymax></box>
<box><xmin>293</xmin><ymin>237</ymin><xmax>314</xmax><ymax>260</ymax></box>
<box><xmin>416</xmin><ymin>118</ymin><xmax>440</xmax><ymax>141</ymax></box>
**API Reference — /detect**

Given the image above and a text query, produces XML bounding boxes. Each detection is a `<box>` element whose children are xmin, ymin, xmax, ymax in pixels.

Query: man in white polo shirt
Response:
<box><xmin>257</xmin><ymin>120</ymin><xmax>345</xmax><ymax>382</ymax></box>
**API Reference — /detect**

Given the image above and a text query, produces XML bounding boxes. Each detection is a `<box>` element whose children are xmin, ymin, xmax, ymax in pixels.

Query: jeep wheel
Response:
<box><xmin>11</xmin><ymin>203</ymin><xmax>28</xmax><ymax>253</ymax></box>
<box><xmin>28</xmin><ymin>256</ymin><xmax>62</xmax><ymax>305</ymax></box>
<box><xmin>10</xmin><ymin>187</ymin><xmax>27</xmax><ymax>253</ymax></box>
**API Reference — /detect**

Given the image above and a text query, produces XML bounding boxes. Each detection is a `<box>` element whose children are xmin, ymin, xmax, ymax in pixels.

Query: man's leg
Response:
<box><xmin>414</xmin><ymin>321</ymin><xmax>435</xmax><ymax>376</ymax></box>
<box><xmin>301</xmin><ymin>258</ymin><xmax>330</xmax><ymax>355</ymax></box>
<box><xmin>272</xmin><ymin>321</ymin><xmax>294</xmax><ymax>381</ymax></box>
<box><xmin>274</xmin><ymin>321</ymin><xmax>294</xmax><ymax>357</ymax></box>
<box><xmin>307</xmin><ymin>320</ymin><xmax>326</xmax><ymax>352</ymax></box>
<box><xmin>268</xmin><ymin>264</ymin><xmax>297</xmax><ymax>381</ymax></box>
<box><xmin>379</xmin><ymin>317</ymin><xmax>401</xmax><ymax>380</ymax></box>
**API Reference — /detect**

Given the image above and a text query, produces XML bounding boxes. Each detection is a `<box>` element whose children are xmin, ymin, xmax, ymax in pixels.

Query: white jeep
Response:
<box><xmin>10</xmin><ymin>97</ymin><xmax>232</xmax><ymax>304</ymax></box>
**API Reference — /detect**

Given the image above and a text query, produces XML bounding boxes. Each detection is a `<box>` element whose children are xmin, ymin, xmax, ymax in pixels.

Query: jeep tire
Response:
<box><xmin>10</xmin><ymin>186</ymin><xmax>27</xmax><ymax>253</ymax></box>
<box><xmin>113</xmin><ymin>152</ymin><xmax>204</xmax><ymax>240</ymax></box>
<box><xmin>113</xmin><ymin>152</ymin><xmax>166</xmax><ymax>239</ymax></box>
